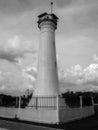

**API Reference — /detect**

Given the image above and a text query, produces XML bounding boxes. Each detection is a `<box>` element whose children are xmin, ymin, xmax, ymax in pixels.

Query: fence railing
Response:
<box><xmin>0</xmin><ymin>95</ymin><xmax>94</xmax><ymax>109</ymax></box>
<box><xmin>28</xmin><ymin>96</ymin><xmax>57</xmax><ymax>109</ymax></box>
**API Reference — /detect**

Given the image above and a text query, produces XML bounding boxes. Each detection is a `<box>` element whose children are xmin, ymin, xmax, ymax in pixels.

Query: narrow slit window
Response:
<box><xmin>53</xmin><ymin>41</ymin><xmax>55</xmax><ymax>48</ymax></box>
<box><xmin>55</xmin><ymin>61</ymin><xmax>57</xmax><ymax>68</ymax></box>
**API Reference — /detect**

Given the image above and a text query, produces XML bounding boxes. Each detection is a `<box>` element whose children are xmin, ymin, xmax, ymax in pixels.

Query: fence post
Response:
<box><xmin>36</xmin><ymin>97</ymin><xmax>38</xmax><ymax>109</ymax></box>
<box><xmin>16</xmin><ymin>97</ymin><xmax>18</xmax><ymax>108</ymax></box>
<box><xmin>57</xmin><ymin>95</ymin><xmax>59</xmax><ymax>123</ymax></box>
<box><xmin>17</xmin><ymin>96</ymin><xmax>21</xmax><ymax>118</ymax></box>
<box><xmin>91</xmin><ymin>96</ymin><xmax>94</xmax><ymax>106</ymax></box>
<box><xmin>80</xmin><ymin>96</ymin><xmax>82</xmax><ymax>118</ymax></box>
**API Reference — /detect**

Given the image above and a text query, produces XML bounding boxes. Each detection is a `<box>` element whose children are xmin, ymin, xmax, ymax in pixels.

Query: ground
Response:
<box><xmin>0</xmin><ymin>105</ymin><xmax>98</xmax><ymax>130</ymax></box>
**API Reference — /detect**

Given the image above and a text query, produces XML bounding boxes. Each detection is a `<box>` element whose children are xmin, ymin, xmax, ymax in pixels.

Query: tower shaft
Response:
<box><xmin>34</xmin><ymin>13</ymin><xmax>59</xmax><ymax>96</ymax></box>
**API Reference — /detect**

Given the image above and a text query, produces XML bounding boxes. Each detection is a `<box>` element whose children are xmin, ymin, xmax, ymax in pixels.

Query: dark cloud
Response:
<box><xmin>56</xmin><ymin>0</ymin><xmax>98</xmax><ymax>40</ymax></box>
<box><xmin>26</xmin><ymin>69</ymin><xmax>37</xmax><ymax>78</ymax></box>
<box><xmin>0</xmin><ymin>0</ymin><xmax>48</xmax><ymax>15</ymax></box>
<box><xmin>0</xmin><ymin>0</ymin><xmax>78</xmax><ymax>15</ymax></box>
<box><xmin>0</xmin><ymin>51</ymin><xmax>24</xmax><ymax>62</ymax></box>
<box><xmin>72</xmin><ymin>3</ymin><xmax>98</xmax><ymax>31</ymax></box>
<box><xmin>0</xmin><ymin>0</ymin><xmax>98</xmax><ymax>15</ymax></box>
<box><xmin>0</xmin><ymin>0</ymin><xmax>30</xmax><ymax>14</ymax></box>
<box><xmin>0</xmin><ymin>34</ymin><xmax>37</xmax><ymax>63</ymax></box>
<box><xmin>0</xmin><ymin>49</ymin><xmax>36</xmax><ymax>63</ymax></box>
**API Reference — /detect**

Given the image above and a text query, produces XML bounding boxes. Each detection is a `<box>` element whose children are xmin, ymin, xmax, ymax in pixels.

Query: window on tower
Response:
<box><xmin>53</xmin><ymin>41</ymin><xmax>55</xmax><ymax>48</ymax></box>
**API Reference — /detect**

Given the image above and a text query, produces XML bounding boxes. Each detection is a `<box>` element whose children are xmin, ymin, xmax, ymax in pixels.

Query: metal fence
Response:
<box><xmin>28</xmin><ymin>96</ymin><xmax>57</xmax><ymax>109</ymax></box>
<box><xmin>0</xmin><ymin>94</ymin><xmax>94</xmax><ymax>109</ymax></box>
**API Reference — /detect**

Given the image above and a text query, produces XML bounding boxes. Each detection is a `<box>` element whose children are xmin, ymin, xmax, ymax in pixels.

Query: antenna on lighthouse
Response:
<box><xmin>50</xmin><ymin>2</ymin><xmax>53</xmax><ymax>14</ymax></box>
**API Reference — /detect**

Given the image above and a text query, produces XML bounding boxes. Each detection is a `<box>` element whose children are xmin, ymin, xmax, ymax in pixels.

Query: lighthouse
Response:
<box><xmin>27</xmin><ymin>3</ymin><xmax>65</xmax><ymax>123</ymax></box>
<box><xmin>34</xmin><ymin>11</ymin><xmax>59</xmax><ymax>96</ymax></box>
<box><xmin>23</xmin><ymin>3</ymin><xmax>94</xmax><ymax>124</ymax></box>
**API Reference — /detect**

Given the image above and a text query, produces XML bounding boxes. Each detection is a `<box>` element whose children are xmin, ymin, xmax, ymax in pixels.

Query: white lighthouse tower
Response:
<box><xmin>34</xmin><ymin>11</ymin><xmax>59</xmax><ymax>96</ymax></box>
<box><xmin>27</xmin><ymin>3</ymin><xmax>65</xmax><ymax>123</ymax></box>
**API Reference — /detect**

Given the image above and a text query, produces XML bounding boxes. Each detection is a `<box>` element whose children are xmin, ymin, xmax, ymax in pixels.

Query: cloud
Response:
<box><xmin>60</xmin><ymin>64</ymin><xmax>98</xmax><ymax>92</ymax></box>
<box><xmin>67</xmin><ymin>64</ymin><xmax>83</xmax><ymax>77</ymax></box>
<box><xmin>22</xmin><ymin>66</ymin><xmax>37</xmax><ymax>81</ymax></box>
<box><xmin>0</xmin><ymin>35</ymin><xmax>36</xmax><ymax>62</ymax></box>
<box><xmin>0</xmin><ymin>61</ymin><xmax>36</xmax><ymax>96</ymax></box>
<box><xmin>1</xmin><ymin>60</ymin><xmax>98</xmax><ymax>95</ymax></box>
<box><xmin>66</xmin><ymin>64</ymin><xmax>98</xmax><ymax>82</ymax></box>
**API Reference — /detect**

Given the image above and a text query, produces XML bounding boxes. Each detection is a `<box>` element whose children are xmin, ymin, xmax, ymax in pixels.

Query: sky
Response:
<box><xmin>0</xmin><ymin>0</ymin><xmax>98</xmax><ymax>95</ymax></box>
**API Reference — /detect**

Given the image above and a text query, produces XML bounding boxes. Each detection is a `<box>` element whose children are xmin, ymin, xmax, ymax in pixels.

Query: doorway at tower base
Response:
<box><xmin>18</xmin><ymin>95</ymin><xmax>94</xmax><ymax>124</ymax></box>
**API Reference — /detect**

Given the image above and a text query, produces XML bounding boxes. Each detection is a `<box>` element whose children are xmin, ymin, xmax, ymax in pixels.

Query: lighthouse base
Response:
<box><xmin>18</xmin><ymin>95</ymin><xmax>94</xmax><ymax>124</ymax></box>
<box><xmin>18</xmin><ymin>95</ymin><xmax>65</xmax><ymax>124</ymax></box>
